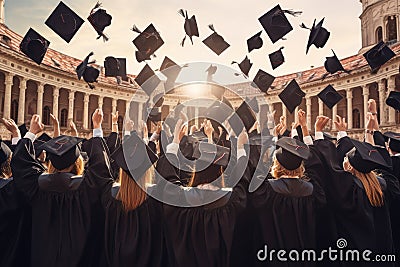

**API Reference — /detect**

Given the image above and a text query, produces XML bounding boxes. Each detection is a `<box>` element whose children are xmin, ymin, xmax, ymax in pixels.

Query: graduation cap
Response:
<box><xmin>88</xmin><ymin>2</ymin><xmax>112</xmax><ymax>41</ymax></box>
<box><xmin>275</xmin><ymin>137</ymin><xmax>310</xmax><ymax>170</ymax></box>
<box><xmin>33</xmin><ymin>133</ymin><xmax>52</xmax><ymax>158</ymax></box>
<box><xmin>45</xmin><ymin>1</ymin><xmax>84</xmax><ymax>43</ymax></box>
<box><xmin>247</xmin><ymin>31</ymin><xmax>263</xmax><ymax>53</ymax></box>
<box><xmin>104</xmin><ymin>57</ymin><xmax>127</xmax><ymax>80</ymax></box>
<box><xmin>203</xmin><ymin>24</ymin><xmax>230</xmax><ymax>56</ymax></box>
<box><xmin>42</xmin><ymin>135</ymin><xmax>83</xmax><ymax>170</ymax></box>
<box><xmin>76</xmin><ymin>52</ymin><xmax>99</xmax><ymax>89</ymax></box>
<box><xmin>347</xmin><ymin>140</ymin><xmax>390</xmax><ymax>173</ymax></box>
<box><xmin>386</xmin><ymin>91</ymin><xmax>400</xmax><ymax>111</ymax></box>
<box><xmin>147</xmin><ymin>107</ymin><xmax>162</xmax><ymax>122</ymax></box>
<box><xmin>206</xmin><ymin>101</ymin><xmax>234</xmax><ymax>133</ymax></box>
<box><xmin>300</xmin><ymin>18</ymin><xmax>330</xmax><ymax>54</ymax></box>
<box><xmin>324</xmin><ymin>50</ymin><xmax>350</xmax><ymax>75</ymax></box>
<box><xmin>0</xmin><ymin>140</ymin><xmax>12</xmax><ymax>164</ymax></box>
<box><xmin>251</xmin><ymin>69</ymin><xmax>275</xmax><ymax>93</ymax></box>
<box><xmin>259</xmin><ymin>4</ymin><xmax>301</xmax><ymax>43</ymax></box>
<box><xmin>111</xmin><ymin>132</ymin><xmax>158</xmax><ymax>180</ymax></box>
<box><xmin>134</xmin><ymin>64</ymin><xmax>161</xmax><ymax>96</ymax></box>
<box><xmin>132</xmin><ymin>24</ymin><xmax>164</xmax><ymax>62</ymax></box>
<box><xmin>384</xmin><ymin>132</ymin><xmax>400</xmax><ymax>153</ymax></box>
<box><xmin>363</xmin><ymin>41</ymin><xmax>395</xmax><ymax>73</ymax></box>
<box><xmin>269</xmin><ymin>47</ymin><xmax>285</xmax><ymax>69</ymax></box>
<box><xmin>245</xmin><ymin>97</ymin><xmax>259</xmax><ymax>113</ymax></box>
<box><xmin>19</xmin><ymin>28</ymin><xmax>50</xmax><ymax>65</ymax></box>
<box><xmin>278</xmin><ymin>79</ymin><xmax>305</xmax><ymax>113</ymax></box>
<box><xmin>228</xmin><ymin>101</ymin><xmax>257</xmax><ymax>135</ymax></box>
<box><xmin>178</xmin><ymin>9</ymin><xmax>199</xmax><ymax>46</ymax></box>
<box><xmin>153</xmin><ymin>92</ymin><xmax>164</xmax><ymax>108</ymax></box>
<box><xmin>18</xmin><ymin>123</ymin><xmax>28</xmax><ymax>137</ymax></box>
<box><xmin>317</xmin><ymin>84</ymin><xmax>343</xmax><ymax>109</ymax></box>
<box><xmin>160</xmin><ymin>56</ymin><xmax>182</xmax><ymax>84</ymax></box>
<box><xmin>231</xmin><ymin>56</ymin><xmax>253</xmax><ymax>77</ymax></box>
<box><xmin>192</xmin><ymin>142</ymin><xmax>230</xmax><ymax>167</ymax></box>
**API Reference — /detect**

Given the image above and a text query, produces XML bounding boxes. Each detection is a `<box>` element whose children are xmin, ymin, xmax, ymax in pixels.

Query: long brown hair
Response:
<box><xmin>270</xmin><ymin>158</ymin><xmax>304</xmax><ymax>179</ymax></box>
<box><xmin>116</xmin><ymin>167</ymin><xmax>153</xmax><ymax>212</ymax></box>
<box><xmin>47</xmin><ymin>156</ymin><xmax>84</xmax><ymax>175</ymax></box>
<box><xmin>351</xmin><ymin>168</ymin><xmax>384</xmax><ymax>207</ymax></box>
<box><xmin>188</xmin><ymin>165</ymin><xmax>225</xmax><ymax>187</ymax></box>
<box><xmin>1</xmin><ymin>156</ymin><xmax>12</xmax><ymax>178</ymax></box>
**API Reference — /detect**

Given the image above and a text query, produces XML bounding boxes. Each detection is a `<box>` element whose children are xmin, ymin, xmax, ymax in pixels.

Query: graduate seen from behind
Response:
<box><xmin>11</xmin><ymin>110</ymin><xmax>112</xmax><ymax>267</ymax></box>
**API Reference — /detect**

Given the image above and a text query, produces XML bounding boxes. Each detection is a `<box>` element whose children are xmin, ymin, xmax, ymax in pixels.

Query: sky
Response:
<box><xmin>5</xmin><ymin>0</ymin><xmax>363</xmax><ymax>79</ymax></box>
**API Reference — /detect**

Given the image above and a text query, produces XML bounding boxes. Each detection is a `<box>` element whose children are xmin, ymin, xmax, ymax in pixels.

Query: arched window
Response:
<box><xmin>376</xmin><ymin>26</ymin><xmax>383</xmax><ymax>43</ymax></box>
<box><xmin>11</xmin><ymin>100</ymin><xmax>18</xmax><ymax>122</ymax></box>
<box><xmin>43</xmin><ymin>106</ymin><xmax>51</xmax><ymax>125</ymax></box>
<box><xmin>386</xmin><ymin>16</ymin><xmax>397</xmax><ymax>42</ymax></box>
<box><xmin>60</xmin><ymin>109</ymin><xmax>68</xmax><ymax>127</ymax></box>
<box><xmin>118</xmin><ymin>115</ymin><xmax>123</xmax><ymax>131</ymax></box>
<box><xmin>353</xmin><ymin>109</ymin><xmax>361</xmax><ymax>129</ymax></box>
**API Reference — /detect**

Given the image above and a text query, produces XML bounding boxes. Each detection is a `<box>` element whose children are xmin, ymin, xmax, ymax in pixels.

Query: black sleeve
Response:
<box><xmin>104</xmin><ymin>132</ymin><xmax>121</xmax><ymax>155</ymax></box>
<box><xmin>10</xmin><ymin>138</ymin><xmax>46</xmax><ymax>200</ymax></box>
<box><xmin>304</xmin><ymin>145</ymin><xmax>327</xmax><ymax>209</ymax></box>
<box><xmin>377</xmin><ymin>169</ymin><xmax>400</xmax><ymax>204</ymax></box>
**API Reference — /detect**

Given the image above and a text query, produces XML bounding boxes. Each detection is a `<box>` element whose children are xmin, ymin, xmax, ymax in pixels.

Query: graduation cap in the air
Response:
<box><xmin>278</xmin><ymin>79</ymin><xmax>305</xmax><ymax>113</ymax></box>
<box><xmin>206</xmin><ymin>101</ymin><xmax>234</xmax><ymax>131</ymax></box>
<box><xmin>269</xmin><ymin>47</ymin><xmax>285</xmax><ymax>69</ymax></box>
<box><xmin>317</xmin><ymin>84</ymin><xmax>343</xmax><ymax>109</ymax></box>
<box><xmin>347</xmin><ymin>139</ymin><xmax>390</xmax><ymax>173</ymax></box>
<box><xmin>275</xmin><ymin>137</ymin><xmax>310</xmax><ymax>170</ymax></box>
<box><xmin>192</xmin><ymin>142</ymin><xmax>230</xmax><ymax>168</ymax></box>
<box><xmin>45</xmin><ymin>1</ymin><xmax>84</xmax><ymax>43</ymax></box>
<box><xmin>178</xmin><ymin>9</ymin><xmax>199</xmax><ymax>46</ymax></box>
<box><xmin>300</xmin><ymin>18</ymin><xmax>330</xmax><ymax>54</ymax></box>
<box><xmin>251</xmin><ymin>69</ymin><xmax>275</xmax><ymax>93</ymax></box>
<box><xmin>76</xmin><ymin>52</ymin><xmax>99</xmax><ymax>89</ymax></box>
<box><xmin>111</xmin><ymin>132</ymin><xmax>158</xmax><ymax>180</ymax></box>
<box><xmin>384</xmin><ymin>131</ymin><xmax>400</xmax><ymax>153</ymax></box>
<box><xmin>160</xmin><ymin>56</ymin><xmax>182</xmax><ymax>88</ymax></box>
<box><xmin>203</xmin><ymin>24</ymin><xmax>230</xmax><ymax>56</ymax></box>
<box><xmin>147</xmin><ymin>107</ymin><xmax>162</xmax><ymax>122</ymax></box>
<box><xmin>19</xmin><ymin>28</ymin><xmax>50</xmax><ymax>65</ymax></box>
<box><xmin>247</xmin><ymin>31</ymin><xmax>263</xmax><ymax>53</ymax></box>
<box><xmin>88</xmin><ymin>2</ymin><xmax>112</xmax><ymax>41</ymax></box>
<box><xmin>134</xmin><ymin>64</ymin><xmax>161</xmax><ymax>96</ymax></box>
<box><xmin>0</xmin><ymin>140</ymin><xmax>12</xmax><ymax>164</ymax></box>
<box><xmin>153</xmin><ymin>92</ymin><xmax>165</xmax><ymax>108</ymax></box>
<box><xmin>259</xmin><ymin>4</ymin><xmax>302</xmax><ymax>43</ymax></box>
<box><xmin>104</xmin><ymin>57</ymin><xmax>127</xmax><ymax>81</ymax></box>
<box><xmin>228</xmin><ymin>100</ymin><xmax>257</xmax><ymax>135</ymax></box>
<box><xmin>132</xmin><ymin>24</ymin><xmax>164</xmax><ymax>63</ymax></box>
<box><xmin>41</xmin><ymin>135</ymin><xmax>83</xmax><ymax>170</ymax></box>
<box><xmin>232</xmin><ymin>56</ymin><xmax>253</xmax><ymax>77</ymax></box>
<box><xmin>324</xmin><ymin>50</ymin><xmax>350</xmax><ymax>75</ymax></box>
<box><xmin>18</xmin><ymin>123</ymin><xmax>29</xmax><ymax>137</ymax></box>
<box><xmin>386</xmin><ymin>91</ymin><xmax>400</xmax><ymax>111</ymax></box>
<box><xmin>363</xmin><ymin>41</ymin><xmax>396</xmax><ymax>74</ymax></box>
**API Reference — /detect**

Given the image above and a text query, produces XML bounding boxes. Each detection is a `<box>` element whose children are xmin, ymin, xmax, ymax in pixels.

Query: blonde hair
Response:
<box><xmin>270</xmin><ymin>158</ymin><xmax>304</xmax><ymax>179</ymax></box>
<box><xmin>116</xmin><ymin>167</ymin><xmax>153</xmax><ymax>212</ymax></box>
<box><xmin>47</xmin><ymin>156</ymin><xmax>84</xmax><ymax>176</ymax></box>
<box><xmin>351</xmin><ymin>168</ymin><xmax>384</xmax><ymax>207</ymax></box>
<box><xmin>1</xmin><ymin>156</ymin><xmax>12</xmax><ymax>178</ymax></box>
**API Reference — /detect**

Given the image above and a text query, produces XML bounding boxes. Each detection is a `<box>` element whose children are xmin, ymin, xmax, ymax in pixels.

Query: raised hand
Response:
<box><xmin>69</xmin><ymin>119</ymin><xmax>79</xmax><ymax>137</ymax></box>
<box><xmin>333</xmin><ymin>115</ymin><xmax>347</xmax><ymax>132</ymax></box>
<box><xmin>297</xmin><ymin>109</ymin><xmax>307</xmax><ymax>127</ymax></box>
<box><xmin>173</xmin><ymin>119</ymin><xmax>187</xmax><ymax>144</ymax></box>
<box><xmin>111</xmin><ymin>111</ymin><xmax>119</xmax><ymax>125</ymax></box>
<box><xmin>367</xmin><ymin>99</ymin><xmax>377</xmax><ymax>114</ymax></box>
<box><xmin>92</xmin><ymin>109</ymin><xmax>103</xmax><ymax>129</ymax></box>
<box><xmin>315</xmin><ymin>116</ymin><xmax>331</xmax><ymax>132</ymax></box>
<box><xmin>1</xmin><ymin>118</ymin><xmax>20</xmax><ymax>137</ymax></box>
<box><xmin>50</xmin><ymin>113</ymin><xmax>60</xmax><ymax>137</ymax></box>
<box><xmin>29</xmin><ymin>115</ymin><xmax>44</xmax><ymax>135</ymax></box>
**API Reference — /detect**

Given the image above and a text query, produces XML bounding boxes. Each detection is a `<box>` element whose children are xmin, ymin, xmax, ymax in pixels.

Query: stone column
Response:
<box><xmin>378</xmin><ymin>79</ymin><xmax>386</xmax><ymax>124</ymax></box>
<box><xmin>3</xmin><ymin>73</ymin><xmax>13</xmax><ymax>118</ymax></box>
<box><xmin>98</xmin><ymin>95</ymin><xmax>103</xmax><ymax>109</ymax></box>
<box><xmin>332</xmin><ymin>104</ymin><xmax>338</xmax><ymax>130</ymax></box>
<box><xmin>112</xmin><ymin>98</ymin><xmax>117</xmax><ymax>114</ymax></box>
<box><xmin>387</xmin><ymin>76</ymin><xmax>396</xmax><ymax>124</ymax></box>
<box><xmin>362</xmin><ymin>85</ymin><xmax>369</xmax><ymax>128</ymax></box>
<box><xmin>52</xmin><ymin>87</ymin><xmax>59</xmax><ymax>120</ymax></box>
<box><xmin>346</xmin><ymin>89</ymin><xmax>353</xmax><ymax>130</ymax></box>
<box><xmin>83</xmin><ymin>93</ymin><xmax>90</xmax><ymax>129</ymax></box>
<box><xmin>37</xmin><ymin>83</ymin><xmax>44</xmax><ymax>118</ymax></box>
<box><xmin>18</xmin><ymin>78</ymin><xmax>27</xmax><ymax>125</ymax></box>
<box><xmin>318</xmin><ymin>98</ymin><xmax>324</xmax><ymax>116</ymax></box>
<box><xmin>306</xmin><ymin>96</ymin><xmax>312</xmax><ymax>130</ymax></box>
<box><xmin>68</xmin><ymin>90</ymin><xmax>75</xmax><ymax>120</ymax></box>
<box><xmin>194</xmin><ymin>107</ymin><xmax>199</xmax><ymax>127</ymax></box>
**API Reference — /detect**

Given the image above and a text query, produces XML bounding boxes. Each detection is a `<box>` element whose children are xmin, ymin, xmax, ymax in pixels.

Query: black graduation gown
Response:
<box><xmin>10</xmin><ymin>137</ymin><xmax>112</xmax><ymax>267</ymax></box>
<box><xmin>105</xmin><ymin>132</ymin><xmax>121</xmax><ymax>180</ymax></box>
<box><xmin>387</xmin><ymin>155</ymin><xmax>400</xmax><ymax>263</ymax></box>
<box><xmin>314</xmin><ymin>139</ymin><xmax>397</xmax><ymax>267</ymax></box>
<box><xmin>102</xmin><ymin>184</ymin><xmax>168</xmax><ymax>267</ymax></box>
<box><xmin>0</xmin><ymin>178</ymin><xmax>31</xmax><ymax>267</ymax></box>
<box><xmin>156</xmin><ymin>153</ymin><xmax>249</xmax><ymax>267</ymax></box>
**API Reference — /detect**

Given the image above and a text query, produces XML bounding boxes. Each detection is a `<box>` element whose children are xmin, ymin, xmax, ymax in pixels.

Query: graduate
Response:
<box><xmin>10</xmin><ymin>110</ymin><xmax>112</xmax><ymax>267</ymax></box>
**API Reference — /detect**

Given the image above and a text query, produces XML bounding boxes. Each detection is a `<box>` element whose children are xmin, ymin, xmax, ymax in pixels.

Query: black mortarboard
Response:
<box><xmin>247</xmin><ymin>31</ymin><xmax>263</xmax><ymax>53</ymax></box>
<box><xmin>192</xmin><ymin>142</ymin><xmax>230</xmax><ymax>167</ymax></box>
<box><xmin>18</xmin><ymin>123</ymin><xmax>28</xmax><ymax>137</ymax></box>
<box><xmin>229</xmin><ymin>101</ymin><xmax>257</xmax><ymax>135</ymax></box>
<box><xmin>275</xmin><ymin>137</ymin><xmax>310</xmax><ymax>170</ymax></box>
<box><xmin>278</xmin><ymin>79</ymin><xmax>305</xmax><ymax>113</ymax></box>
<box><xmin>0</xmin><ymin>140</ymin><xmax>12</xmax><ymax>164</ymax></box>
<box><xmin>135</xmin><ymin>51</ymin><xmax>151</xmax><ymax>63</ymax></box>
<box><xmin>153</xmin><ymin>93</ymin><xmax>164</xmax><ymax>108</ymax></box>
<box><xmin>19</xmin><ymin>28</ymin><xmax>50</xmax><ymax>65</ymax></box>
<box><xmin>269</xmin><ymin>47</ymin><xmax>285</xmax><ymax>69</ymax></box>
<box><xmin>45</xmin><ymin>1</ymin><xmax>84</xmax><ymax>43</ymax></box>
<box><xmin>232</xmin><ymin>56</ymin><xmax>253</xmax><ymax>76</ymax></box>
<box><xmin>88</xmin><ymin>2</ymin><xmax>112</xmax><ymax>41</ymax></box>
<box><xmin>110</xmin><ymin>132</ymin><xmax>158</xmax><ymax>180</ymax></box>
<box><xmin>42</xmin><ymin>135</ymin><xmax>83</xmax><ymax>170</ymax></box>
<box><xmin>259</xmin><ymin>5</ymin><xmax>301</xmax><ymax>43</ymax></box>
<box><xmin>147</xmin><ymin>107</ymin><xmax>162</xmax><ymax>122</ymax></box>
<box><xmin>33</xmin><ymin>133</ymin><xmax>52</xmax><ymax>158</ymax></box>
<box><xmin>347</xmin><ymin>140</ymin><xmax>389</xmax><ymax>173</ymax></box>
<box><xmin>317</xmin><ymin>84</ymin><xmax>343</xmax><ymax>109</ymax></box>
<box><xmin>363</xmin><ymin>41</ymin><xmax>395</xmax><ymax>73</ymax></box>
<box><xmin>203</xmin><ymin>24</ymin><xmax>230</xmax><ymax>56</ymax></box>
<box><xmin>384</xmin><ymin>132</ymin><xmax>400</xmax><ymax>153</ymax></box>
<box><xmin>324</xmin><ymin>50</ymin><xmax>349</xmax><ymax>75</ymax></box>
<box><xmin>104</xmin><ymin>57</ymin><xmax>127</xmax><ymax>79</ymax></box>
<box><xmin>160</xmin><ymin>56</ymin><xmax>181</xmax><ymax>83</ymax></box>
<box><xmin>386</xmin><ymin>91</ymin><xmax>400</xmax><ymax>111</ymax></box>
<box><xmin>251</xmin><ymin>69</ymin><xmax>275</xmax><ymax>93</ymax></box>
<box><xmin>302</xmin><ymin>18</ymin><xmax>330</xmax><ymax>54</ymax></box>
<box><xmin>178</xmin><ymin>9</ymin><xmax>199</xmax><ymax>46</ymax></box>
<box><xmin>132</xmin><ymin>24</ymin><xmax>164</xmax><ymax>62</ymax></box>
<box><xmin>76</xmin><ymin>52</ymin><xmax>99</xmax><ymax>89</ymax></box>
<box><xmin>245</xmin><ymin>97</ymin><xmax>259</xmax><ymax>113</ymax></box>
<box><xmin>206</xmin><ymin>101</ymin><xmax>233</xmax><ymax>123</ymax></box>
<box><xmin>135</xmin><ymin>64</ymin><xmax>161</xmax><ymax>96</ymax></box>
